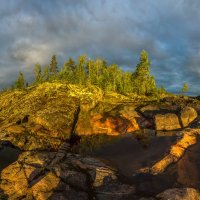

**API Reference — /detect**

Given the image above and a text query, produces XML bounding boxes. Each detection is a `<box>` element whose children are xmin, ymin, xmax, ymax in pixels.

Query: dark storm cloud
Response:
<box><xmin>0</xmin><ymin>0</ymin><xmax>200</xmax><ymax>94</ymax></box>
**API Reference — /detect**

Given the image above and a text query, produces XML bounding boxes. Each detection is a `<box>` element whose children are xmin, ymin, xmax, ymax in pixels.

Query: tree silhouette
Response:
<box><xmin>50</xmin><ymin>55</ymin><xmax>58</xmax><ymax>75</ymax></box>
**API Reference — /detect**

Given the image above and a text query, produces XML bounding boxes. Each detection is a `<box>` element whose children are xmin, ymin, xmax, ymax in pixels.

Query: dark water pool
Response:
<box><xmin>131</xmin><ymin>137</ymin><xmax>200</xmax><ymax>196</ymax></box>
<box><xmin>0</xmin><ymin>144</ymin><xmax>20</xmax><ymax>171</ymax></box>
<box><xmin>91</xmin><ymin>135</ymin><xmax>178</xmax><ymax>177</ymax></box>
<box><xmin>74</xmin><ymin>134</ymin><xmax>200</xmax><ymax>196</ymax></box>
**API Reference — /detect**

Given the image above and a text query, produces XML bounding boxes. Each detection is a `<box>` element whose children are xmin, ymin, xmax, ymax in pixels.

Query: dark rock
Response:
<box><xmin>0</xmin><ymin>150</ymin><xmax>135</xmax><ymax>199</ymax></box>
<box><xmin>22</xmin><ymin>115</ymin><xmax>29</xmax><ymax>123</ymax></box>
<box><xmin>156</xmin><ymin>188</ymin><xmax>200</xmax><ymax>200</ymax></box>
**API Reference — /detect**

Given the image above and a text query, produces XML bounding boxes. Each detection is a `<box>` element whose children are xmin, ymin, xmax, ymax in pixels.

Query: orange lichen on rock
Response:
<box><xmin>5</xmin><ymin>125</ymin><xmax>25</xmax><ymax>134</ymax></box>
<box><xmin>121</xmin><ymin>113</ymin><xmax>140</xmax><ymax>133</ymax></box>
<box><xmin>91</xmin><ymin>114</ymin><xmax>117</xmax><ymax>135</ymax></box>
<box><xmin>77</xmin><ymin>113</ymin><xmax>139</xmax><ymax>136</ymax></box>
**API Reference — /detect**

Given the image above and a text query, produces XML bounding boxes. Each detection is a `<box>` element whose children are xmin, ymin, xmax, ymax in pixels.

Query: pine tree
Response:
<box><xmin>64</xmin><ymin>57</ymin><xmax>76</xmax><ymax>83</ymax></box>
<box><xmin>49</xmin><ymin>55</ymin><xmax>58</xmax><ymax>75</ymax></box>
<box><xmin>59</xmin><ymin>60</ymin><xmax>74</xmax><ymax>82</ymax></box>
<box><xmin>16</xmin><ymin>72</ymin><xmax>25</xmax><ymax>89</ymax></box>
<box><xmin>34</xmin><ymin>63</ymin><xmax>42</xmax><ymax>83</ymax></box>
<box><xmin>67</xmin><ymin>57</ymin><xmax>76</xmax><ymax>72</ymax></box>
<box><xmin>122</xmin><ymin>72</ymin><xmax>132</xmax><ymax>93</ymax></box>
<box><xmin>86</xmin><ymin>58</ymin><xmax>93</xmax><ymax>85</ymax></box>
<box><xmin>98</xmin><ymin>60</ymin><xmax>108</xmax><ymax>89</ymax></box>
<box><xmin>94</xmin><ymin>59</ymin><xmax>103</xmax><ymax>86</ymax></box>
<box><xmin>43</xmin><ymin>65</ymin><xmax>50</xmax><ymax>81</ymax></box>
<box><xmin>132</xmin><ymin>50</ymin><xmax>157</xmax><ymax>95</ymax></box>
<box><xmin>76</xmin><ymin>55</ymin><xmax>87</xmax><ymax>85</ymax></box>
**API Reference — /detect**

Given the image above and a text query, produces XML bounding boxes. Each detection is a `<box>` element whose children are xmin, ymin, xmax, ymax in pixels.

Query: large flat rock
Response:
<box><xmin>155</xmin><ymin>113</ymin><xmax>181</xmax><ymax>131</ymax></box>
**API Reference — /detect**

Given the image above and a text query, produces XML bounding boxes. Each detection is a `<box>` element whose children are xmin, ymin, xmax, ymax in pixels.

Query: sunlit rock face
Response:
<box><xmin>0</xmin><ymin>83</ymin><xmax>200</xmax><ymax>199</ymax></box>
<box><xmin>0</xmin><ymin>143</ymin><xmax>135</xmax><ymax>200</ymax></box>
<box><xmin>0</xmin><ymin>82</ymin><xmax>104</xmax><ymax>149</ymax></box>
<box><xmin>155</xmin><ymin>113</ymin><xmax>181</xmax><ymax>131</ymax></box>
<box><xmin>139</xmin><ymin>101</ymin><xmax>199</xmax><ymax>131</ymax></box>
<box><xmin>180</xmin><ymin>106</ymin><xmax>198</xmax><ymax>127</ymax></box>
<box><xmin>76</xmin><ymin>104</ymin><xmax>153</xmax><ymax>136</ymax></box>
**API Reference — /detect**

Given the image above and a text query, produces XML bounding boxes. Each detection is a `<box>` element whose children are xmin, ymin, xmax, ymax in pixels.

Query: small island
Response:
<box><xmin>0</xmin><ymin>51</ymin><xmax>199</xmax><ymax>200</ymax></box>
<box><xmin>0</xmin><ymin>1</ymin><xmax>200</xmax><ymax>199</ymax></box>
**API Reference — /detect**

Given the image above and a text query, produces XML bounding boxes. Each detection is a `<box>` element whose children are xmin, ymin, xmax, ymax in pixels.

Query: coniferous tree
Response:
<box><xmin>94</xmin><ymin>59</ymin><xmax>103</xmax><ymax>86</ymax></box>
<box><xmin>43</xmin><ymin>65</ymin><xmax>50</xmax><ymax>81</ymax></box>
<box><xmin>10</xmin><ymin>52</ymin><xmax>161</xmax><ymax>96</ymax></box>
<box><xmin>107</xmin><ymin>64</ymin><xmax>123</xmax><ymax>92</ymax></box>
<box><xmin>67</xmin><ymin>57</ymin><xmax>76</xmax><ymax>72</ymax></box>
<box><xmin>60</xmin><ymin>57</ymin><xmax>76</xmax><ymax>83</ymax></box>
<box><xmin>16</xmin><ymin>72</ymin><xmax>25</xmax><ymax>89</ymax></box>
<box><xmin>59</xmin><ymin>62</ymin><xmax>69</xmax><ymax>80</ymax></box>
<box><xmin>132</xmin><ymin>50</ymin><xmax>157</xmax><ymax>95</ymax></box>
<box><xmin>98</xmin><ymin>60</ymin><xmax>108</xmax><ymax>89</ymax></box>
<box><xmin>76</xmin><ymin>55</ymin><xmax>87</xmax><ymax>85</ymax></box>
<box><xmin>68</xmin><ymin>57</ymin><xmax>76</xmax><ymax>83</ymax></box>
<box><xmin>122</xmin><ymin>72</ymin><xmax>132</xmax><ymax>93</ymax></box>
<box><xmin>59</xmin><ymin>60</ymin><xmax>74</xmax><ymax>83</ymax></box>
<box><xmin>86</xmin><ymin>58</ymin><xmax>93</xmax><ymax>85</ymax></box>
<box><xmin>34</xmin><ymin>63</ymin><xmax>42</xmax><ymax>83</ymax></box>
<box><xmin>49</xmin><ymin>55</ymin><xmax>58</xmax><ymax>75</ymax></box>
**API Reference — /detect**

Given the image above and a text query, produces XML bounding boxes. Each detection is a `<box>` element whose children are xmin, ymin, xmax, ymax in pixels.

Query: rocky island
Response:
<box><xmin>0</xmin><ymin>80</ymin><xmax>199</xmax><ymax>200</ymax></box>
<box><xmin>1</xmin><ymin>0</ymin><xmax>200</xmax><ymax>199</ymax></box>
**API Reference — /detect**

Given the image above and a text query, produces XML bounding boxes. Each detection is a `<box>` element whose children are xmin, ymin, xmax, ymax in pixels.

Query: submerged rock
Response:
<box><xmin>144</xmin><ymin>129</ymin><xmax>198</xmax><ymax>175</ymax></box>
<box><xmin>157</xmin><ymin>188</ymin><xmax>200</xmax><ymax>200</ymax></box>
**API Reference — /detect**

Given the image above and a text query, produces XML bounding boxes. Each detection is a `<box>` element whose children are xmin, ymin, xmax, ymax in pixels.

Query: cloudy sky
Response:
<box><xmin>0</xmin><ymin>0</ymin><xmax>200</xmax><ymax>94</ymax></box>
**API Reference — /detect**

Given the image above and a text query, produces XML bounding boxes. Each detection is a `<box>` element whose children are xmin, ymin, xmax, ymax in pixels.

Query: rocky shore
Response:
<box><xmin>0</xmin><ymin>82</ymin><xmax>199</xmax><ymax>199</ymax></box>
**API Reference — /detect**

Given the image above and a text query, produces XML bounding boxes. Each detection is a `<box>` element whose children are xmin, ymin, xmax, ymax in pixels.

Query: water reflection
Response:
<box><xmin>0</xmin><ymin>144</ymin><xmax>20</xmax><ymax>171</ymax></box>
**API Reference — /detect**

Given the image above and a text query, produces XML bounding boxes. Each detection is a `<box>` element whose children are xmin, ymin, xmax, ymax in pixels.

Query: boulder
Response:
<box><xmin>156</xmin><ymin>188</ymin><xmax>200</xmax><ymax>200</ymax></box>
<box><xmin>181</xmin><ymin>107</ymin><xmax>198</xmax><ymax>127</ymax></box>
<box><xmin>120</xmin><ymin>105</ymin><xmax>152</xmax><ymax>129</ymax></box>
<box><xmin>140</xmin><ymin>105</ymin><xmax>161</xmax><ymax>118</ymax></box>
<box><xmin>0</xmin><ymin>125</ymin><xmax>63</xmax><ymax>151</ymax></box>
<box><xmin>155</xmin><ymin>113</ymin><xmax>181</xmax><ymax>131</ymax></box>
<box><xmin>140</xmin><ymin>105</ymin><xmax>178</xmax><ymax>118</ymax></box>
